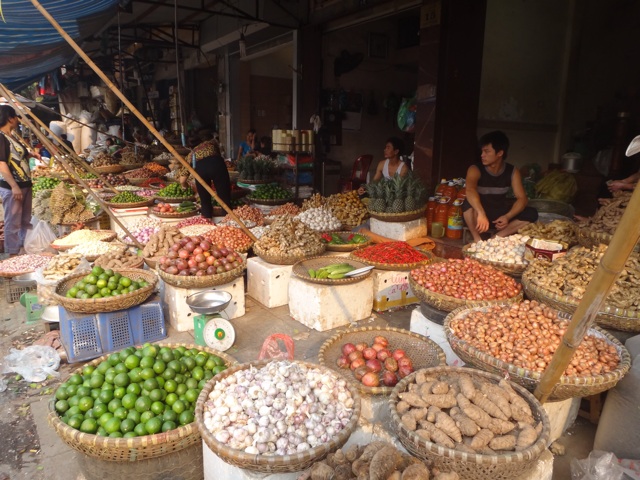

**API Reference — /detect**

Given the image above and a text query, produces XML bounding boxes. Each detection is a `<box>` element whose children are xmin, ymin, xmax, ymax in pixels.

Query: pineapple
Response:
<box><xmin>254</xmin><ymin>159</ymin><xmax>264</xmax><ymax>180</ymax></box>
<box><xmin>384</xmin><ymin>182</ymin><xmax>395</xmax><ymax>213</ymax></box>
<box><xmin>405</xmin><ymin>177</ymin><xmax>418</xmax><ymax>211</ymax></box>
<box><xmin>391</xmin><ymin>175</ymin><xmax>406</xmax><ymax>213</ymax></box>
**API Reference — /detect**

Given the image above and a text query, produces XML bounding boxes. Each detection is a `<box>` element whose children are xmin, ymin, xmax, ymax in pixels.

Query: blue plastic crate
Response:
<box><xmin>59</xmin><ymin>308</ymin><xmax>104</xmax><ymax>363</ymax></box>
<box><xmin>97</xmin><ymin>310</ymin><xmax>135</xmax><ymax>352</ymax></box>
<box><xmin>130</xmin><ymin>300</ymin><xmax>166</xmax><ymax>345</ymax></box>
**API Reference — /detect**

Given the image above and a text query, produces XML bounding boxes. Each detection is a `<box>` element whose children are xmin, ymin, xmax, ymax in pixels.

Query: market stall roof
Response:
<box><xmin>0</xmin><ymin>0</ymin><xmax>120</xmax><ymax>89</ymax></box>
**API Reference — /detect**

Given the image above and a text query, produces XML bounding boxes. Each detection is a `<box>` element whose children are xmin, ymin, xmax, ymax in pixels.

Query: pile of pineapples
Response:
<box><xmin>237</xmin><ymin>155</ymin><xmax>277</xmax><ymax>181</ymax></box>
<box><xmin>365</xmin><ymin>174</ymin><xmax>428</xmax><ymax>213</ymax></box>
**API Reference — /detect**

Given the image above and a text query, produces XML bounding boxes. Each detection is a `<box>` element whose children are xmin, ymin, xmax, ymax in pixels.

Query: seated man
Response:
<box><xmin>463</xmin><ymin>131</ymin><xmax>538</xmax><ymax>242</ymax></box>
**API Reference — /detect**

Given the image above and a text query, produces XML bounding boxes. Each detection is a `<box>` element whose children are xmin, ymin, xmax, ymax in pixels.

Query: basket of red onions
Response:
<box><xmin>156</xmin><ymin>235</ymin><xmax>246</xmax><ymax>288</ymax></box>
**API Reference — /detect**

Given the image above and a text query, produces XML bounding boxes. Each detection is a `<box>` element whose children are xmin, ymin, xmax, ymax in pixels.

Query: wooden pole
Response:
<box><xmin>28</xmin><ymin>0</ymin><xmax>257</xmax><ymax>242</ymax></box>
<box><xmin>0</xmin><ymin>86</ymin><xmax>143</xmax><ymax>249</ymax></box>
<box><xmin>534</xmin><ymin>188</ymin><xmax>640</xmax><ymax>403</ymax></box>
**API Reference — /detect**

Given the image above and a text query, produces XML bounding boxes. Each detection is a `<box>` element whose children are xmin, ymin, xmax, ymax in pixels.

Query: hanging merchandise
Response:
<box><xmin>397</xmin><ymin>93</ymin><xmax>417</xmax><ymax>132</ymax></box>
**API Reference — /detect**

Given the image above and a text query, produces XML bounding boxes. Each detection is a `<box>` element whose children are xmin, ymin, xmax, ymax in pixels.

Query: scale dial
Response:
<box><xmin>202</xmin><ymin>317</ymin><xmax>235</xmax><ymax>351</ymax></box>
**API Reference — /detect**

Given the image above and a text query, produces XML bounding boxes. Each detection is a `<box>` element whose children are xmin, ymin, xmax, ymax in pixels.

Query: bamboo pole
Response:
<box><xmin>534</xmin><ymin>187</ymin><xmax>640</xmax><ymax>403</ymax></box>
<box><xmin>0</xmin><ymin>86</ymin><xmax>143</xmax><ymax>249</ymax></box>
<box><xmin>29</xmin><ymin>0</ymin><xmax>257</xmax><ymax>242</ymax></box>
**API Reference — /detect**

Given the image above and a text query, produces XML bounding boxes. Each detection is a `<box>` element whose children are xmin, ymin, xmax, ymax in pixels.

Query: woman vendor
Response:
<box><xmin>0</xmin><ymin>106</ymin><xmax>38</xmax><ymax>255</ymax></box>
<box><xmin>357</xmin><ymin>137</ymin><xmax>408</xmax><ymax>195</ymax></box>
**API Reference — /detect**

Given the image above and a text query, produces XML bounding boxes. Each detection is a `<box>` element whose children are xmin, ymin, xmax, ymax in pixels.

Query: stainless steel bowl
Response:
<box><xmin>185</xmin><ymin>290</ymin><xmax>232</xmax><ymax>314</ymax></box>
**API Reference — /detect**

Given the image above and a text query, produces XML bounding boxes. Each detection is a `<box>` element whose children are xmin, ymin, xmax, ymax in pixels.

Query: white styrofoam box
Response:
<box><xmin>288</xmin><ymin>275</ymin><xmax>373</xmax><ymax>331</ymax></box>
<box><xmin>109</xmin><ymin>207</ymin><xmax>149</xmax><ymax>238</ymax></box>
<box><xmin>161</xmin><ymin>278</ymin><xmax>245</xmax><ymax>332</ymax></box>
<box><xmin>372</xmin><ymin>269</ymin><xmax>419</xmax><ymax>312</ymax></box>
<box><xmin>370</xmin><ymin>217</ymin><xmax>427</xmax><ymax>241</ymax></box>
<box><xmin>148</xmin><ymin>214</ymin><xmax>183</xmax><ymax>228</ymax></box>
<box><xmin>410</xmin><ymin>307</ymin><xmax>463</xmax><ymax>366</ymax></box>
<box><xmin>542</xmin><ymin>396</ymin><xmax>581</xmax><ymax>443</ymax></box>
<box><xmin>246</xmin><ymin>257</ymin><xmax>292</xmax><ymax>308</ymax></box>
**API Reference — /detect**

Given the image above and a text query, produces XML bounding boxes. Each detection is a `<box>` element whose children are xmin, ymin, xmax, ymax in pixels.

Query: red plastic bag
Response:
<box><xmin>258</xmin><ymin>334</ymin><xmax>294</xmax><ymax>360</ymax></box>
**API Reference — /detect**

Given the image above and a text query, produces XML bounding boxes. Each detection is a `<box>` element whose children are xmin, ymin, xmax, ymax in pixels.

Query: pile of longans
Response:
<box><xmin>337</xmin><ymin>335</ymin><xmax>414</xmax><ymax>387</ymax></box>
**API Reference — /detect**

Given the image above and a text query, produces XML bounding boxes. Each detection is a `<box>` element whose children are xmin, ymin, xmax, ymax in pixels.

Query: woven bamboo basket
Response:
<box><xmin>195</xmin><ymin>360</ymin><xmax>361</xmax><ymax>473</ymax></box>
<box><xmin>143</xmin><ymin>258</ymin><xmax>158</xmax><ymax>269</ymax></box>
<box><xmin>148</xmin><ymin>207</ymin><xmax>199</xmax><ymax>219</ymax></box>
<box><xmin>93</xmin><ymin>165</ymin><xmax>125</xmax><ymax>174</ymax></box>
<box><xmin>52</xmin><ymin>268</ymin><xmax>157</xmax><ymax>314</ymax></box>
<box><xmin>0</xmin><ymin>254</ymin><xmax>55</xmax><ymax>278</ymax></box>
<box><xmin>120</xmin><ymin>163</ymin><xmax>144</xmax><ymax>171</ymax></box>
<box><xmin>51</xmin><ymin>230</ymin><xmax>117</xmax><ymax>251</ymax></box>
<box><xmin>350</xmin><ymin>249</ymin><xmax>435</xmax><ymax>271</ymax></box>
<box><xmin>318</xmin><ymin>326</ymin><xmax>446</xmax><ymax>395</ymax></box>
<box><xmin>522</xmin><ymin>275</ymin><xmax>640</xmax><ymax>332</ymax></box>
<box><xmin>409</xmin><ymin>275</ymin><xmax>523</xmax><ymax>313</ymax></box>
<box><xmin>237</xmin><ymin>177</ymin><xmax>274</xmax><ymax>185</ymax></box>
<box><xmin>389</xmin><ymin>366</ymin><xmax>551</xmax><ymax>480</ymax></box>
<box><xmin>252</xmin><ymin>242</ymin><xmax>326</xmax><ymax>265</ymax></box>
<box><xmin>461</xmin><ymin>244</ymin><xmax>527</xmax><ymax>277</ymax></box>
<box><xmin>322</xmin><ymin>231</ymin><xmax>372</xmax><ymax>252</ymax></box>
<box><xmin>106</xmin><ymin>199</ymin><xmax>155</xmax><ymax>209</ymax></box>
<box><xmin>126</xmin><ymin>177</ymin><xmax>149</xmax><ymax>186</ymax></box>
<box><xmin>245</xmin><ymin>196</ymin><xmax>292</xmax><ymax>206</ymax></box>
<box><xmin>154</xmin><ymin>195</ymin><xmax>197</xmax><ymax>204</ymax></box>
<box><xmin>367</xmin><ymin>206</ymin><xmax>426</xmax><ymax>223</ymax></box>
<box><xmin>156</xmin><ymin>261</ymin><xmax>245</xmax><ymax>288</ymax></box>
<box><xmin>443</xmin><ymin>306</ymin><xmax>631</xmax><ymax>401</ymax></box>
<box><xmin>291</xmin><ymin>256</ymin><xmax>372</xmax><ymax>285</ymax></box>
<box><xmin>48</xmin><ymin>343</ymin><xmax>236</xmax><ymax>462</ymax></box>
<box><xmin>577</xmin><ymin>225</ymin><xmax>640</xmax><ymax>253</ymax></box>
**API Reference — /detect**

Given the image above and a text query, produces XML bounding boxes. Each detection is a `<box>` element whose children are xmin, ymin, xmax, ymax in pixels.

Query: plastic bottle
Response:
<box><xmin>426</xmin><ymin>196</ymin><xmax>436</xmax><ymax>234</ymax></box>
<box><xmin>435</xmin><ymin>178</ymin><xmax>448</xmax><ymax>197</ymax></box>
<box><xmin>443</xmin><ymin>181</ymin><xmax>458</xmax><ymax>204</ymax></box>
<box><xmin>456</xmin><ymin>186</ymin><xmax>466</xmax><ymax>200</ymax></box>
<box><xmin>432</xmin><ymin>197</ymin><xmax>450</xmax><ymax>238</ymax></box>
<box><xmin>446</xmin><ymin>199</ymin><xmax>464</xmax><ymax>239</ymax></box>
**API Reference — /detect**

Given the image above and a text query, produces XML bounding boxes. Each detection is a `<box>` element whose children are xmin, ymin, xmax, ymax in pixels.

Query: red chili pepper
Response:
<box><xmin>353</xmin><ymin>241</ymin><xmax>427</xmax><ymax>264</ymax></box>
<box><xmin>321</xmin><ymin>233</ymin><xmax>332</xmax><ymax>242</ymax></box>
<box><xmin>347</xmin><ymin>233</ymin><xmax>354</xmax><ymax>241</ymax></box>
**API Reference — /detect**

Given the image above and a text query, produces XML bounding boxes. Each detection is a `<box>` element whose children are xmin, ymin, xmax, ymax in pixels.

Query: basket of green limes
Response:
<box><xmin>53</xmin><ymin>266</ymin><xmax>158</xmax><ymax>314</ymax></box>
<box><xmin>48</xmin><ymin>342</ymin><xmax>236</xmax><ymax>462</ymax></box>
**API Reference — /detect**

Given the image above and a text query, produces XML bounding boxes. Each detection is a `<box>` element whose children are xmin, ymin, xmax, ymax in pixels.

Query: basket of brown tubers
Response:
<box><xmin>443</xmin><ymin>301</ymin><xmax>631</xmax><ymax>401</ymax></box>
<box><xmin>389</xmin><ymin>366</ymin><xmax>551</xmax><ymax>480</ymax></box>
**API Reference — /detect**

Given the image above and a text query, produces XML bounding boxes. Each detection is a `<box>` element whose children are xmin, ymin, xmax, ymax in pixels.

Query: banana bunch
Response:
<box><xmin>309</xmin><ymin>262</ymin><xmax>355</xmax><ymax>279</ymax></box>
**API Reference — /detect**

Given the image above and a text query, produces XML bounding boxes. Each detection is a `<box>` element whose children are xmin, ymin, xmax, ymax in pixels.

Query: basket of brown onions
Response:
<box><xmin>156</xmin><ymin>235</ymin><xmax>245</xmax><ymax>288</ymax></box>
<box><xmin>444</xmin><ymin>300</ymin><xmax>631</xmax><ymax>401</ymax></box>
<box><xmin>409</xmin><ymin>258</ymin><xmax>523</xmax><ymax>313</ymax></box>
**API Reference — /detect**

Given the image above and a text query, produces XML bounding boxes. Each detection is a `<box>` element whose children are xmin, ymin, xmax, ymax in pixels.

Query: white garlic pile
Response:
<box><xmin>203</xmin><ymin>361</ymin><xmax>354</xmax><ymax>456</ymax></box>
<box><xmin>295</xmin><ymin>207</ymin><xmax>341</xmax><ymax>232</ymax></box>
<box><xmin>465</xmin><ymin>234</ymin><xmax>530</xmax><ymax>264</ymax></box>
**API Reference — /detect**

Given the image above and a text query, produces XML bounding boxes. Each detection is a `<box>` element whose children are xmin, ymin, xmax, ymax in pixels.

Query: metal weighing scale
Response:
<box><xmin>186</xmin><ymin>290</ymin><xmax>235</xmax><ymax>351</ymax></box>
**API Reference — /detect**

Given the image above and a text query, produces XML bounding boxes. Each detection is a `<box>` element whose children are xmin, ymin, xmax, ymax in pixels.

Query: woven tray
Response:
<box><xmin>48</xmin><ymin>342</ymin><xmax>236</xmax><ymax>462</ymax></box>
<box><xmin>521</xmin><ymin>276</ymin><xmax>640</xmax><ymax>332</ymax></box>
<box><xmin>252</xmin><ymin>242</ymin><xmax>326</xmax><ymax>265</ymax></box>
<box><xmin>51</xmin><ymin>230</ymin><xmax>117</xmax><ymax>251</ymax></box>
<box><xmin>389</xmin><ymin>366</ymin><xmax>551</xmax><ymax>480</ymax></box>
<box><xmin>367</xmin><ymin>206</ymin><xmax>426</xmax><ymax>222</ymax></box>
<box><xmin>409</xmin><ymin>274</ymin><xmax>523</xmax><ymax>313</ymax></box>
<box><xmin>462</xmin><ymin>244</ymin><xmax>528</xmax><ymax>277</ymax></box>
<box><xmin>318</xmin><ymin>326</ymin><xmax>446</xmax><ymax>395</ymax></box>
<box><xmin>349</xmin><ymin>249</ymin><xmax>435</xmax><ymax>271</ymax></box>
<box><xmin>195</xmin><ymin>360</ymin><xmax>361</xmax><ymax>473</ymax></box>
<box><xmin>143</xmin><ymin>257</ymin><xmax>157</xmax><ymax>269</ymax></box>
<box><xmin>156</xmin><ymin>261</ymin><xmax>245</xmax><ymax>288</ymax></box>
<box><xmin>245</xmin><ymin>196</ymin><xmax>292</xmax><ymax>206</ymax></box>
<box><xmin>154</xmin><ymin>195</ymin><xmax>197</xmax><ymax>204</ymax></box>
<box><xmin>106</xmin><ymin>199</ymin><xmax>154</xmax><ymax>209</ymax></box>
<box><xmin>148</xmin><ymin>207</ymin><xmax>199</xmax><ymax>218</ymax></box>
<box><xmin>576</xmin><ymin>224</ymin><xmax>640</xmax><ymax>252</ymax></box>
<box><xmin>120</xmin><ymin>163</ymin><xmax>144</xmax><ymax>171</ymax></box>
<box><xmin>126</xmin><ymin>177</ymin><xmax>150</xmax><ymax>186</ymax></box>
<box><xmin>237</xmin><ymin>177</ymin><xmax>274</xmax><ymax>185</ymax></box>
<box><xmin>443</xmin><ymin>306</ymin><xmax>631</xmax><ymax>401</ymax></box>
<box><xmin>93</xmin><ymin>165</ymin><xmax>125</xmax><ymax>174</ymax></box>
<box><xmin>0</xmin><ymin>254</ymin><xmax>55</xmax><ymax>278</ymax></box>
<box><xmin>292</xmin><ymin>256</ymin><xmax>372</xmax><ymax>285</ymax></box>
<box><xmin>52</xmin><ymin>268</ymin><xmax>157</xmax><ymax>314</ymax></box>
<box><xmin>323</xmin><ymin>231</ymin><xmax>372</xmax><ymax>252</ymax></box>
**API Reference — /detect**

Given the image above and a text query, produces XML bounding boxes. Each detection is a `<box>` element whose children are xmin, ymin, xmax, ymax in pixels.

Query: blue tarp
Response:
<box><xmin>0</xmin><ymin>0</ymin><xmax>119</xmax><ymax>88</ymax></box>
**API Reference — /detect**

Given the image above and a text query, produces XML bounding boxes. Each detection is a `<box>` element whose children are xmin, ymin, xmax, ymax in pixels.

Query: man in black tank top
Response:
<box><xmin>462</xmin><ymin>131</ymin><xmax>538</xmax><ymax>242</ymax></box>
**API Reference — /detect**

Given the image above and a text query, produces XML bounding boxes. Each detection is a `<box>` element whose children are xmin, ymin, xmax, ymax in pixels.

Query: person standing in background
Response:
<box><xmin>236</xmin><ymin>128</ymin><xmax>256</xmax><ymax>162</ymax></box>
<box><xmin>0</xmin><ymin>106</ymin><xmax>36</xmax><ymax>255</ymax></box>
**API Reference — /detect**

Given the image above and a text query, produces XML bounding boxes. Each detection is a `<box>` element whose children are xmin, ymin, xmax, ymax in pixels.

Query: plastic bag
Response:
<box><xmin>535</xmin><ymin>170</ymin><xmax>578</xmax><ymax>203</ymax></box>
<box><xmin>24</xmin><ymin>219</ymin><xmax>57</xmax><ymax>254</ymax></box>
<box><xmin>2</xmin><ymin>346</ymin><xmax>60</xmax><ymax>382</ymax></box>
<box><xmin>571</xmin><ymin>451</ymin><xmax>624</xmax><ymax>480</ymax></box>
<box><xmin>258</xmin><ymin>334</ymin><xmax>294</xmax><ymax>360</ymax></box>
<box><xmin>397</xmin><ymin>94</ymin><xmax>417</xmax><ymax>132</ymax></box>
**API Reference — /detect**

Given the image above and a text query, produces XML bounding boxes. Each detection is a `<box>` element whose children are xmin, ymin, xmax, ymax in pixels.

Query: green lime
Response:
<box><xmin>55</xmin><ymin>399</ymin><xmax>70</xmax><ymax>414</ymax></box>
<box><xmin>178</xmin><ymin>410</ymin><xmax>194</xmax><ymax>426</ymax></box>
<box><xmin>123</xmin><ymin>431</ymin><xmax>137</xmax><ymax>438</ymax></box>
<box><xmin>107</xmin><ymin>281</ymin><xmax>118</xmax><ymax>291</ymax></box>
<box><xmin>119</xmin><ymin>277</ymin><xmax>132</xmax><ymax>288</ymax></box>
<box><xmin>111</xmin><ymin>290</ymin><xmax>121</xmax><ymax>296</ymax></box>
<box><xmin>124</xmin><ymin>355</ymin><xmax>140</xmax><ymax>370</ymax></box>
<box><xmin>100</xmin><ymin>287</ymin><xmax>111</xmax><ymax>297</ymax></box>
<box><xmin>109</xmin><ymin>432</ymin><xmax>123</xmax><ymax>438</ymax></box>
<box><xmin>75</xmin><ymin>281</ymin><xmax>87</xmax><ymax>291</ymax></box>
<box><xmin>160</xmin><ymin>350</ymin><xmax>175</xmax><ymax>363</ymax></box>
<box><xmin>161</xmin><ymin>420</ymin><xmax>177</xmax><ymax>432</ymax></box>
<box><xmin>162</xmin><ymin>368</ymin><xmax>176</xmax><ymax>380</ymax></box>
<box><xmin>114</xmin><ymin>363</ymin><xmax>129</xmax><ymax>374</ymax></box>
<box><xmin>173</xmin><ymin>373</ymin><xmax>185</xmax><ymax>385</ymax></box>
<box><xmin>68</xmin><ymin>395</ymin><xmax>80</xmax><ymax>408</ymax></box>
<box><xmin>121</xmin><ymin>393</ymin><xmax>138</xmax><ymax>410</ymax></box>
<box><xmin>181</xmin><ymin>356</ymin><xmax>196</xmax><ymax>371</ymax></box>
<box><xmin>96</xmin><ymin>361</ymin><xmax>110</xmax><ymax>375</ymax></box>
<box><xmin>167</xmin><ymin>360</ymin><xmax>181</xmax><ymax>373</ymax></box>
<box><xmin>134</xmin><ymin>423</ymin><xmax>147</xmax><ymax>437</ymax></box>
<box><xmin>127</xmin><ymin>409</ymin><xmax>141</xmax><ymax>423</ymax></box>
<box><xmin>105</xmin><ymin>370</ymin><xmax>117</xmax><ymax>385</ymax></box>
<box><xmin>191</xmin><ymin>366</ymin><xmax>204</xmax><ymax>381</ymax></box>
<box><xmin>120</xmin><ymin>418</ymin><xmax>136</xmax><ymax>434</ymax></box>
<box><xmin>165</xmin><ymin>393</ymin><xmax>178</xmax><ymax>407</ymax></box>
<box><xmin>211</xmin><ymin>365</ymin><xmax>226</xmax><ymax>376</ymax></box>
<box><xmin>85</xmin><ymin>274</ymin><xmax>98</xmax><ymax>285</ymax></box>
<box><xmin>91</xmin><ymin>389</ymin><xmax>101</xmax><ymax>400</ymax></box>
<box><xmin>113</xmin><ymin>407</ymin><xmax>128</xmax><ymax>420</ymax></box>
<box><xmin>135</xmin><ymin>396</ymin><xmax>152</xmax><ymax>413</ymax></box>
<box><xmin>104</xmin><ymin>417</ymin><xmax>121</xmax><ymax>435</ymax></box>
<box><xmin>171</xmin><ymin>400</ymin><xmax>186</xmax><ymax>415</ymax></box>
<box><xmin>156</xmin><ymin>377</ymin><xmax>165</xmax><ymax>389</ymax></box>
<box><xmin>85</xmin><ymin>408</ymin><xmax>96</xmax><ymax>419</ymax></box>
<box><xmin>98</xmin><ymin>273</ymin><xmax>109</xmax><ymax>281</ymax></box>
<box><xmin>96</xmin><ymin>279</ymin><xmax>107</xmax><ymax>289</ymax></box>
<box><xmin>142</xmin><ymin>344</ymin><xmax>158</xmax><ymax>358</ymax></box>
<box><xmin>204</xmin><ymin>370</ymin><xmax>214</xmax><ymax>381</ymax></box>
<box><xmin>66</xmin><ymin>385</ymin><xmax>79</xmax><ymax>397</ymax></box>
<box><xmin>152</xmin><ymin>360</ymin><xmax>166</xmax><ymax>375</ymax></box>
<box><xmin>66</xmin><ymin>406</ymin><xmax>82</xmax><ymax>418</ymax></box>
<box><xmin>101</xmin><ymin>382</ymin><xmax>114</xmax><ymax>391</ymax></box>
<box><xmin>126</xmin><ymin>383</ymin><xmax>142</xmax><ymax>395</ymax></box>
<box><xmin>143</xmin><ymin>378</ymin><xmax>158</xmax><ymax>392</ymax></box>
<box><xmin>149</xmin><ymin>389</ymin><xmax>165</xmax><ymax>402</ymax></box>
<box><xmin>77</xmin><ymin>386</ymin><xmax>91</xmax><ymax>397</ymax></box>
<box><xmin>128</xmin><ymin>284</ymin><xmax>138</xmax><ymax>293</ymax></box>
<box><xmin>150</xmin><ymin>401</ymin><xmax>165</xmax><ymax>416</ymax></box>
<box><xmin>89</xmin><ymin>374</ymin><xmax>105</xmax><ymax>389</ymax></box>
<box><xmin>185</xmin><ymin>378</ymin><xmax>198</xmax><ymax>390</ymax></box>
<box><xmin>128</xmin><ymin>367</ymin><xmax>143</xmax><ymax>383</ymax></box>
<box><xmin>113</xmin><ymin>387</ymin><xmax>127</xmax><ymax>399</ymax></box>
<box><xmin>107</xmin><ymin>398</ymin><xmax>122</xmax><ymax>413</ymax></box>
<box><xmin>113</xmin><ymin>373</ymin><xmax>130</xmax><ymax>388</ymax></box>
<box><xmin>184</xmin><ymin>389</ymin><xmax>199</xmax><ymax>404</ymax></box>
<box><xmin>140</xmin><ymin>411</ymin><xmax>155</xmax><ymax>423</ymax></box>
<box><xmin>80</xmin><ymin>418</ymin><xmax>98</xmax><ymax>434</ymax></box>
<box><xmin>68</xmin><ymin>373</ymin><xmax>83</xmax><ymax>385</ymax></box>
<box><xmin>78</xmin><ymin>396</ymin><xmax>94</xmax><ymax>412</ymax></box>
<box><xmin>67</xmin><ymin>415</ymin><xmax>84</xmax><ymax>430</ymax></box>
<box><xmin>140</xmin><ymin>367</ymin><xmax>155</xmax><ymax>381</ymax></box>
<box><xmin>175</xmin><ymin>383</ymin><xmax>187</xmax><ymax>396</ymax></box>
<box><xmin>67</xmin><ymin>287</ymin><xmax>79</xmax><ymax>298</ymax></box>
<box><xmin>98</xmin><ymin>412</ymin><xmax>114</xmax><ymax>427</ymax></box>
<box><xmin>104</xmin><ymin>269</ymin><xmax>114</xmax><ymax>277</ymax></box>
<box><xmin>194</xmin><ymin>353</ymin><xmax>208</xmax><ymax>367</ymax></box>
<box><xmin>92</xmin><ymin>266</ymin><xmax>105</xmax><ymax>276</ymax></box>
<box><xmin>198</xmin><ymin>379</ymin><xmax>207</xmax><ymax>389</ymax></box>
<box><xmin>84</xmin><ymin>364</ymin><xmax>96</xmax><ymax>375</ymax></box>
<box><xmin>97</xmin><ymin>426</ymin><xmax>107</xmax><ymax>437</ymax></box>
<box><xmin>164</xmin><ymin>379</ymin><xmax>177</xmax><ymax>393</ymax></box>
<box><xmin>211</xmin><ymin>355</ymin><xmax>225</xmax><ymax>367</ymax></box>
<box><xmin>163</xmin><ymin>410</ymin><xmax>178</xmax><ymax>422</ymax></box>
<box><xmin>139</xmin><ymin>356</ymin><xmax>155</xmax><ymax>369</ymax></box>
<box><xmin>145</xmin><ymin>417</ymin><xmax>162</xmax><ymax>435</ymax></box>
<box><xmin>98</xmin><ymin>389</ymin><xmax>114</xmax><ymax>404</ymax></box>
<box><xmin>92</xmin><ymin>403</ymin><xmax>108</xmax><ymax>418</ymax></box>
<box><xmin>55</xmin><ymin>386</ymin><xmax>69</xmax><ymax>400</ymax></box>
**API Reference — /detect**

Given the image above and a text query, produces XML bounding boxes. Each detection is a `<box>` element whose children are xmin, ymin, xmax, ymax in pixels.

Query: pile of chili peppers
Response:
<box><xmin>352</xmin><ymin>241</ymin><xmax>428</xmax><ymax>264</ymax></box>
